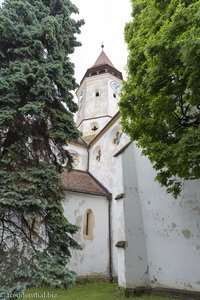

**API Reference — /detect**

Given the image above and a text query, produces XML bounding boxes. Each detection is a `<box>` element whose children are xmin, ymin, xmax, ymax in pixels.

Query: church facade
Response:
<box><xmin>62</xmin><ymin>49</ymin><xmax>200</xmax><ymax>297</ymax></box>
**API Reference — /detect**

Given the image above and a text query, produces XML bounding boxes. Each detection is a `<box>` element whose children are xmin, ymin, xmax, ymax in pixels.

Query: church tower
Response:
<box><xmin>76</xmin><ymin>45</ymin><xmax>123</xmax><ymax>143</ymax></box>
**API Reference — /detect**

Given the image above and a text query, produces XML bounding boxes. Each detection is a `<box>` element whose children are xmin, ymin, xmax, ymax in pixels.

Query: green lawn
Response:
<box><xmin>19</xmin><ymin>283</ymin><xmax>175</xmax><ymax>300</ymax></box>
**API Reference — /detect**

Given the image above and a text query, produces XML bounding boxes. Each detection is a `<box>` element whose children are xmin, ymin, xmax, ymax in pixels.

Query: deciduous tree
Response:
<box><xmin>120</xmin><ymin>0</ymin><xmax>200</xmax><ymax>197</ymax></box>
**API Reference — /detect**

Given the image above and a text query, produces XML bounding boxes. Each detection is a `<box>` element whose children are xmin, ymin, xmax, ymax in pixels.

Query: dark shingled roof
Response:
<box><xmin>61</xmin><ymin>170</ymin><xmax>108</xmax><ymax>197</ymax></box>
<box><xmin>80</xmin><ymin>50</ymin><xmax>123</xmax><ymax>84</ymax></box>
<box><xmin>92</xmin><ymin>50</ymin><xmax>115</xmax><ymax>68</ymax></box>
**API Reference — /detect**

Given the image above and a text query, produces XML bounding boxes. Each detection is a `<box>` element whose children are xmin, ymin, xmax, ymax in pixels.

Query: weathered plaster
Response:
<box><xmin>64</xmin><ymin>144</ymin><xmax>88</xmax><ymax>171</ymax></box>
<box><xmin>76</xmin><ymin>74</ymin><xmax>121</xmax><ymax>139</ymax></box>
<box><xmin>63</xmin><ymin>192</ymin><xmax>109</xmax><ymax>277</ymax></box>
<box><xmin>121</xmin><ymin>143</ymin><xmax>149</xmax><ymax>288</ymax></box>
<box><xmin>89</xmin><ymin>119</ymin><xmax>130</xmax><ymax>276</ymax></box>
<box><xmin>133</xmin><ymin>145</ymin><xmax>200</xmax><ymax>292</ymax></box>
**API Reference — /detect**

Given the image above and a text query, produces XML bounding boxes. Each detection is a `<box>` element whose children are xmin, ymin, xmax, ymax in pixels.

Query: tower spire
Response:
<box><xmin>78</xmin><ymin>44</ymin><xmax>123</xmax><ymax>84</ymax></box>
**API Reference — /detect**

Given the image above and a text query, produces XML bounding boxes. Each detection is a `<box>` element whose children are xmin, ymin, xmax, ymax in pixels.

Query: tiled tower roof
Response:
<box><xmin>92</xmin><ymin>50</ymin><xmax>115</xmax><ymax>68</ymax></box>
<box><xmin>80</xmin><ymin>46</ymin><xmax>123</xmax><ymax>83</ymax></box>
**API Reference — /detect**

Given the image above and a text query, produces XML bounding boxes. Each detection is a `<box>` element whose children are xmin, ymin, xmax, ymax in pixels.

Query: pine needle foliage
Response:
<box><xmin>0</xmin><ymin>0</ymin><xmax>84</xmax><ymax>298</ymax></box>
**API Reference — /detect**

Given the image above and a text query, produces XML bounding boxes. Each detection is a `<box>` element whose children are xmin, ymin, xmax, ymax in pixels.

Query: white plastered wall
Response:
<box><xmin>89</xmin><ymin>119</ymin><xmax>130</xmax><ymax>276</ymax></box>
<box><xmin>63</xmin><ymin>191</ymin><xmax>109</xmax><ymax>277</ymax></box>
<box><xmin>76</xmin><ymin>74</ymin><xmax>122</xmax><ymax>139</ymax></box>
<box><xmin>122</xmin><ymin>143</ymin><xmax>200</xmax><ymax>292</ymax></box>
<box><xmin>64</xmin><ymin>143</ymin><xmax>88</xmax><ymax>171</ymax></box>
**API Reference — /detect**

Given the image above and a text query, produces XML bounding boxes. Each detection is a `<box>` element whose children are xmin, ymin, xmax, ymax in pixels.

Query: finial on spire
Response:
<box><xmin>101</xmin><ymin>42</ymin><xmax>104</xmax><ymax>51</ymax></box>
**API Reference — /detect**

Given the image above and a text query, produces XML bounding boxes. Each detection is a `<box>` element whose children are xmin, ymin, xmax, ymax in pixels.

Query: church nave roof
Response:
<box><xmin>61</xmin><ymin>169</ymin><xmax>109</xmax><ymax>197</ymax></box>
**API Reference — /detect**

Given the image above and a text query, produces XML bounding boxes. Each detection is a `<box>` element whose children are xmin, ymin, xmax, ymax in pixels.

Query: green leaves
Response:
<box><xmin>120</xmin><ymin>0</ymin><xmax>200</xmax><ymax>197</ymax></box>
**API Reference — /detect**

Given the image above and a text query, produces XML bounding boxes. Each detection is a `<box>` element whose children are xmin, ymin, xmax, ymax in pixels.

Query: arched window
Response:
<box><xmin>83</xmin><ymin>209</ymin><xmax>94</xmax><ymax>240</ymax></box>
<box><xmin>95</xmin><ymin>91</ymin><xmax>100</xmax><ymax>97</ymax></box>
<box><xmin>96</xmin><ymin>149</ymin><xmax>101</xmax><ymax>161</ymax></box>
<box><xmin>110</xmin><ymin>125</ymin><xmax>123</xmax><ymax>149</ymax></box>
<box><xmin>113</xmin><ymin>131</ymin><xmax>122</xmax><ymax>145</ymax></box>
<box><xmin>93</xmin><ymin>145</ymin><xmax>101</xmax><ymax>162</ymax></box>
<box><xmin>86</xmin><ymin>211</ymin><xmax>90</xmax><ymax>235</ymax></box>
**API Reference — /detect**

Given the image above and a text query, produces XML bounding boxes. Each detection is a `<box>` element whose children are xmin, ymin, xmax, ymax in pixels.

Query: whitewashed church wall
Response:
<box><xmin>89</xmin><ymin>119</ymin><xmax>130</xmax><ymax>196</ymax></box>
<box><xmin>89</xmin><ymin>120</ymin><xmax>130</xmax><ymax>276</ymax></box>
<box><xmin>121</xmin><ymin>143</ymin><xmax>150</xmax><ymax>288</ymax></box>
<box><xmin>78</xmin><ymin>117</ymin><xmax>112</xmax><ymax>140</ymax></box>
<box><xmin>117</xmin><ymin>248</ymin><xmax>126</xmax><ymax>288</ymax></box>
<box><xmin>115</xmin><ymin>198</ymin><xmax>126</xmax><ymax>287</ymax></box>
<box><xmin>76</xmin><ymin>74</ymin><xmax>121</xmax><ymax>135</ymax></box>
<box><xmin>63</xmin><ymin>192</ymin><xmax>109</xmax><ymax>277</ymax></box>
<box><xmin>116</xmin><ymin>199</ymin><xmax>125</xmax><ymax>242</ymax></box>
<box><xmin>64</xmin><ymin>144</ymin><xmax>88</xmax><ymax>171</ymax></box>
<box><xmin>133</xmin><ymin>145</ymin><xmax>200</xmax><ymax>292</ymax></box>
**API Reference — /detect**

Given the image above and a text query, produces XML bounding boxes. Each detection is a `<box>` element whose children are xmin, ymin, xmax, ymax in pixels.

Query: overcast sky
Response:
<box><xmin>71</xmin><ymin>0</ymin><xmax>132</xmax><ymax>83</ymax></box>
<box><xmin>0</xmin><ymin>0</ymin><xmax>132</xmax><ymax>83</ymax></box>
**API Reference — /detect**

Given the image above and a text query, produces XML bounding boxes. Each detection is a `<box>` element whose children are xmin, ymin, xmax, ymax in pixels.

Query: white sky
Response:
<box><xmin>0</xmin><ymin>0</ymin><xmax>132</xmax><ymax>83</ymax></box>
<box><xmin>71</xmin><ymin>0</ymin><xmax>132</xmax><ymax>83</ymax></box>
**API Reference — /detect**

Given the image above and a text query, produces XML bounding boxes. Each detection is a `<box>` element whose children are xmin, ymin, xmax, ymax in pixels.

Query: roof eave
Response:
<box><xmin>79</xmin><ymin>64</ymin><xmax>123</xmax><ymax>85</ymax></box>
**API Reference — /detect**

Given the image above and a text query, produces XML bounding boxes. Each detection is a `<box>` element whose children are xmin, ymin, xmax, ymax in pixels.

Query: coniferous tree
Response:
<box><xmin>0</xmin><ymin>0</ymin><xmax>83</xmax><ymax>297</ymax></box>
<box><xmin>120</xmin><ymin>0</ymin><xmax>200</xmax><ymax>197</ymax></box>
